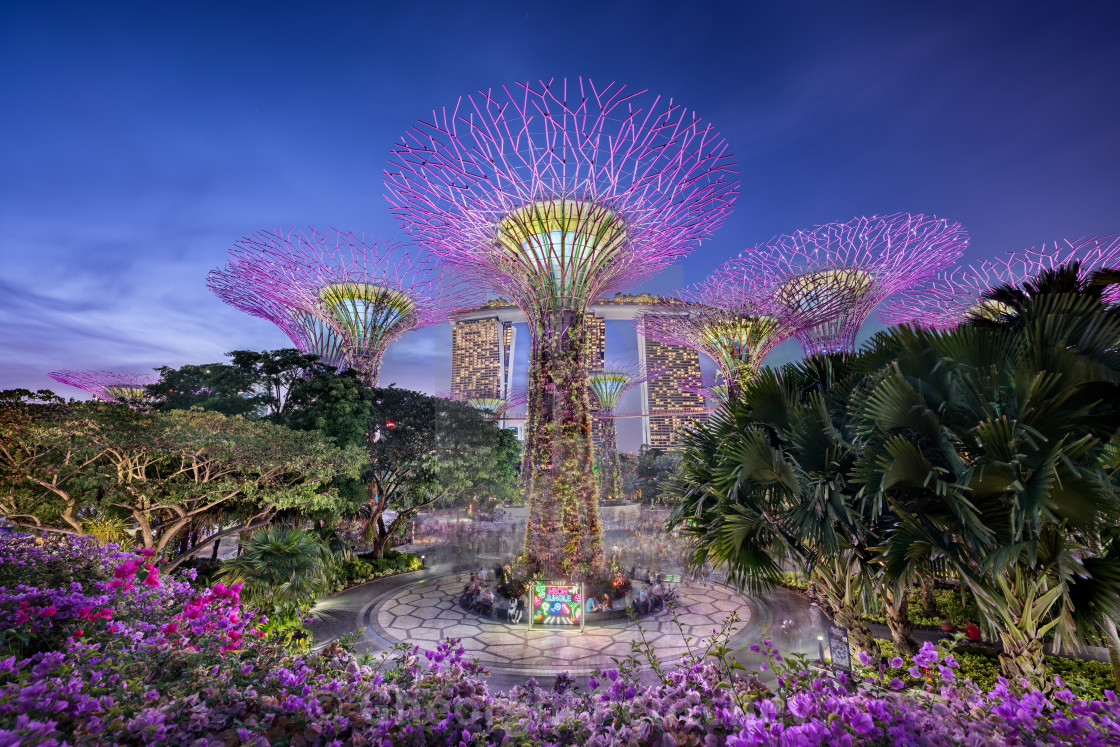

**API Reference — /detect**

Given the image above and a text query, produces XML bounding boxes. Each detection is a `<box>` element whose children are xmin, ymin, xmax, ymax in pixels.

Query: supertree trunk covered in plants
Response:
<box><xmin>879</xmin><ymin>236</ymin><xmax>1120</xmax><ymax>329</ymax></box>
<box><xmin>48</xmin><ymin>370</ymin><xmax>157</xmax><ymax>409</ymax></box>
<box><xmin>208</xmin><ymin>229</ymin><xmax>479</xmax><ymax>386</ymax></box>
<box><xmin>729</xmin><ymin>214</ymin><xmax>968</xmax><ymax>355</ymax></box>
<box><xmin>587</xmin><ymin>360</ymin><xmax>664</xmax><ymax>502</ymax></box>
<box><xmin>386</xmin><ymin>78</ymin><xmax>737</xmax><ymax>576</ymax></box>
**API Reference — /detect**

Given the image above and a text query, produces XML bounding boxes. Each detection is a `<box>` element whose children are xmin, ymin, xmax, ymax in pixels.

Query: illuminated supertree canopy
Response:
<box><xmin>728</xmin><ymin>214</ymin><xmax>968</xmax><ymax>355</ymax></box>
<box><xmin>879</xmin><ymin>236</ymin><xmax>1120</xmax><ymax>329</ymax></box>
<box><xmin>386</xmin><ymin>78</ymin><xmax>737</xmax><ymax>575</ymax></box>
<box><xmin>208</xmin><ymin>229</ymin><xmax>478</xmax><ymax>386</ymax></box>
<box><xmin>446</xmin><ymin>389</ymin><xmax>528</xmax><ymax>425</ymax></box>
<box><xmin>637</xmin><ymin>283</ymin><xmax>793</xmax><ymax>401</ymax></box>
<box><xmin>587</xmin><ymin>360</ymin><xmax>664</xmax><ymax>502</ymax></box>
<box><xmin>48</xmin><ymin>370</ymin><xmax>157</xmax><ymax>408</ymax></box>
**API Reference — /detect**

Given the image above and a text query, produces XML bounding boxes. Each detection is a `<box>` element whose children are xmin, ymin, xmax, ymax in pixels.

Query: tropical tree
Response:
<box><xmin>0</xmin><ymin>400</ymin><xmax>364</xmax><ymax>569</ymax></box>
<box><xmin>850</xmin><ymin>265</ymin><xmax>1120</xmax><ymax>687</ymax></box>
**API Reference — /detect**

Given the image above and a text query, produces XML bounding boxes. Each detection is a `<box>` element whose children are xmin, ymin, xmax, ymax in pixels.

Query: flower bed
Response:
<box><xmin>2</xmin><ymin>535</ymin><xmax>1118</xmax><ymax>745</ymax></box>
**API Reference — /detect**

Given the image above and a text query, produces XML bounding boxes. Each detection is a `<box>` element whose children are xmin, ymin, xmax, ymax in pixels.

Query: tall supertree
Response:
<box><xmin>879</xmin><ymin>236</ymin><xmax>1120</xmax><ymax>329</ymax></box>
<box><xmin>587</xmin><ymin>361</ymin><xmax>665</xmax><ymax>502</ymax></box>
<box><xmin>386</xmin><ymin>78</ymin><xmax>737</xmax><ymax>575</ymax></box>
<box><xmin>727</xmin><ymin>214</ymin><xmax>968</xmax><ymax>355</ymax></box>
<box><xmin>208</xmin><ymin>229</ymin><xmax>477</xmax><ymax>386</ymax></box>
<box><xmin>48</xmin><ymin>370</ymin><xmax>157</xmax><ymax>408</ymax></box>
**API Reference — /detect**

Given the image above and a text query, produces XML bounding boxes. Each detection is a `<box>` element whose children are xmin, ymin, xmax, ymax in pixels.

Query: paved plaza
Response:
<box><xmin>312</xmin><ymin>568</ymin><xmax>765</xmax><ymax>685</ymax></box>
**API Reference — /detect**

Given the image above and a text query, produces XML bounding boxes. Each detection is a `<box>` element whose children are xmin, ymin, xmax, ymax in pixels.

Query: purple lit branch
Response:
<box><xmin>880</xmin><ymin>236</ymin><xmax>1120</xmax><ymax>328</ymax></box>
<box><xmin>728</xmin><ymin>214</ymin><xmax>968</xmax><ymax>355</ymax></box>
<box><xmin>48</xmin><ymin>370</ymin><xmax>157</xmax><ymax>407</ymax></box>
<box><xmin>208</xmin><ymin>228</ymin><xmax>483</xmax><ymax>385</ymax></box>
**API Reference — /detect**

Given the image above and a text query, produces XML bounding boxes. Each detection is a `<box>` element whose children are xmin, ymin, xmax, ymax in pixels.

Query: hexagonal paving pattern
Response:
<box><xmin>362</xmin><ymin>573</ymin><xmax>756</xmax><ymax>676</ymax></box>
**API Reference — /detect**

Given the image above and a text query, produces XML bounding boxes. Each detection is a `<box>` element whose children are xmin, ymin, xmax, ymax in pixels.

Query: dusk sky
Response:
<box><xmin>2</xmin><ymin>1</ymin><xmax>1118</xmax><ymax>450</ymax></box>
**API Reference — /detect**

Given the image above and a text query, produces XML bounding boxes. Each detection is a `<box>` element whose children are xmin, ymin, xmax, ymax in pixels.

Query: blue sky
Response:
<box><xmin>2</xmin><ymin>1</ymin><xmax>1118</xmax><ymax>449</ymax></box>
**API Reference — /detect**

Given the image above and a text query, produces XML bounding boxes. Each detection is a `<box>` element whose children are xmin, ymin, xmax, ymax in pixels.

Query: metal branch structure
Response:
<box><xmin>208</xmin><ymin>229</ymin><xmax>479</xmax><ymax>386</ymax></box>
<box><xmin>48</xmin><ymin>370</ymin><xmax>157</xmax><ymax>408</ymax></box>
<box><xmin>879</xmin><ymin>236</ymin><xmax>1120</xmax><ymax>329</ymax></box>
<box><xmin>728</xmin><ymin>214</ymin><xmax>968</xmax><ymax>355</ymax></box>
<box><xmin>386</xmin><ymin>78</ymin><xmax>737</xmax><ymax>575</ymax></box>
<box><xmin>587</xmin><ymin>360</ymin><xmax>665</xmax><ymax>502</ymax></box>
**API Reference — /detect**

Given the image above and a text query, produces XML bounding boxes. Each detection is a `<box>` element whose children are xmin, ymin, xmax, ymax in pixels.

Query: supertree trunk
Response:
<box><xmin>597</xmin><ymin>417</ymin><xmax>623</xmax><ymax>502</ymax></box>
<box><xmin>522</xmin><ymin>310</ymin><xmax>603</xmax><ymax>577</ymax></box>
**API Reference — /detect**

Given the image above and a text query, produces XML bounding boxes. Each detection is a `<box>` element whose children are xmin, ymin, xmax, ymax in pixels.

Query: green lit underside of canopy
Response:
<box><xmin>701</xmin><ymin>314</ymin><xmax>782</xmax><ymax>366</ymax></box>
<box><xmin>965</xmin><ymin>297</ymin><xmax>1013</xmax><ymax>321</ymax></box>
<box><xmin>777</xmin><ymin>269</ymin><xmax>874</xmax><ymax>314</ymax></box>
<box><xmin>317</xmin><ymin>282</ymin><xmax>417</xmax><ymax>350</ymax></box>
<box><xmin>105</xmin><ymin>387</ymin><xmax>145</xmax><ymax>400</ymax></box>
<box><xmin>494</xmin><ymin>199</ymin><xmax>629</xmax><ymax>303</ymax></box>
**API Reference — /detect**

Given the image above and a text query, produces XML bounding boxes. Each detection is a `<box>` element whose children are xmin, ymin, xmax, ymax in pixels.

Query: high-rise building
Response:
<box><xmin>637</xmin><ymin>335</ymin><xmax>705</xmax><ymax>449</ymax></box>
<box><xmin>450</xmin><ymin>301</ymin><xmax>519</xmax><ymax>400</ymax></box>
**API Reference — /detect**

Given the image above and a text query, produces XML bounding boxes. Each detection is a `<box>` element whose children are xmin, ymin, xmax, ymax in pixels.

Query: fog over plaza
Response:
<box><xmin>2</xmin><ymin>1</ymin><xmax>1119</xmax><ymax>453</ymax></box>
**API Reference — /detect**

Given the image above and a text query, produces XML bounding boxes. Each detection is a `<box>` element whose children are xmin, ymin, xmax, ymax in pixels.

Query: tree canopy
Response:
<box><xmin>0</xmin><ymin>400</ymin><xmax>364</xmax><ymax>569</ymax></box>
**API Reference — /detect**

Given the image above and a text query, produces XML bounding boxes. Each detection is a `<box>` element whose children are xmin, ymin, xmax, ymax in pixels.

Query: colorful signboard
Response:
<box><xmin>529</xmin><ymin>582</ymin><xmax>584</xmax><ymax>631</ymax></box>
<box><xmin>827</xmin><ymin>624</ymin><xmax>851</xmax><ymax>672</ymax></box>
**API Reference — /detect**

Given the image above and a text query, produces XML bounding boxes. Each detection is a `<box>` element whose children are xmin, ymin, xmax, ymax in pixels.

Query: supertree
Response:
<box><xmin>48</xmin><ymin>370</ymin><xmax>157</xmax><ymax>408</ymax></box>
<box><xmin>386</xmin><ymin>78</ymin><xmax>737</xmax><ymax>575</ymax></box>
<box><xmin>636</xmin><ymin>285</ymin><xmax>795</xmax><ymax>402</ymax></box>
<box><xmin>208</xmin><ymin>229</ymin><xmax>478</xmax><ymax>386</ymax></box>
<box><xmin>879</xmin><ymin>236</ymin><xmax>1120</xmax><ymax>329</ymax></box>
<box><xmin>727</xmin><ymin>214</ymin><xmax>968</xmax><ymax>355</ymax></box>
<box><xmin>445</xmin><ymin>389</ymin><xmax>528</xmax><ymax>429</ymax></box>
<box><xmin>587</xmin><ymin>360</ymin><xmax>665</xmax><ymax>502</ymax></box>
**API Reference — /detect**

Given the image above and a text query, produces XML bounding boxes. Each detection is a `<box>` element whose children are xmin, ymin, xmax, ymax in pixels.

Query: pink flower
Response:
<box><xmin>113</xmin><ymin>559</ymin><xmax>141</xmax><ymax>580</ymax></box>
<box><xmin>160</xmin><ymin>622</ymin><xmax>178</xmax><ymax>635</ymax></box>
<box><xmin>37</xmin><ymin>605</ymin><xmax>58</xmax><ymax>618</ymax></box>
<box><xmin>143</xmin><ymin>568</ymin><xmax>160</xmax><ymax>588</ymax></box>
<box><xmin>139</xmin><ymin>548</ymin><xmax>155</xmax><ymax>557</ymax></box>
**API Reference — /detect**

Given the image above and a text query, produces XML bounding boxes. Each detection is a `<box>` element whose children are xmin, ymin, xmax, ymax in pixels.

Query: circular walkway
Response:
<box><xmin>358</xmin><ymin>572</ymin><xmax>761</xmax><ymax>678</ymax></box>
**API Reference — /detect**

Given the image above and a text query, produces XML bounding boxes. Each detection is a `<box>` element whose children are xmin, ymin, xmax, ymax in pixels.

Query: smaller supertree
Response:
<box><xmin>209</xmin><ymin>229</ymin><xmax>479</xmax><ymax>386</ymax></box>
<box><xmin>446</xmin><ymin>390</ymin><xmax>528</xmax><ymax>429</ymax></box>
<box><xmin>729</xmin><ymin>214</ymin><xmax>968</xmax><ymax>355</ymax></box>
<box><xmin>587</xmin><ymin>361</ymin><xmax>665</xmax><ymax>502</ymax></box>
<box><xmin>879</xmin><ymin>236</ymin><xmax>1120</xmax><ymax>329</ymax></box>
<box><xmin>637</xmin><ymin>290</ymin><xmax>791</xmax><ymax>401</ymax></box>
<box><xmin>48</xmin><ymin>370</ymin><xmax>157</xmax><ymax>408</ymax></box>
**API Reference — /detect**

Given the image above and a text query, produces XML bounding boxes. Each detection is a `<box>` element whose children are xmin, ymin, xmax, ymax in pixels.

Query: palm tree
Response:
<box><xmin>851</xmin><ymin>265</ymin><xmax>1120</xmax><ymax>688</ymax></box>
<box><xmin>218</xmin><ymin>524</ymin><xmax>335</xmax><ymax>618</ymax></box>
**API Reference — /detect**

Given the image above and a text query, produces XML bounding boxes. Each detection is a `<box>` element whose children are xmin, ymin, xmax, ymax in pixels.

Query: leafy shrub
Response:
<box><xmin>329</xmin><ymin>549</ymin><xmax>421</xmax><ymax>592</ymax></box>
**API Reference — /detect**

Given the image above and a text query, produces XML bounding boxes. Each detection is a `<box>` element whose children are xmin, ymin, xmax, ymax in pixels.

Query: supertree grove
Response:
<box><xmin>47</xmin><ymin>370</ymin><xmax>157</xmax><ymax>408</ymax></box>
<box><xmin>728</xmin><ymin>214</ymin><xmax>968</xmax><ymax>355</ymax></box>
<box><xmin>587</xmin><ymin>360</ymin><xmax>665</xmax><ymax>502</ymax></box>
<box><xmin>386</xmin><ymin>78</ymin><xmax>737</xmax><ymax>575</ymax></box>
<box><xmin>208</xmin><ymin>229</ymin><xmax>477</xmax><ymax>386</ymax></box>
<box><xmin>879</xmin><ymin>236</ymin><xmax>1120</xmax><ymax>329</ymax></box>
